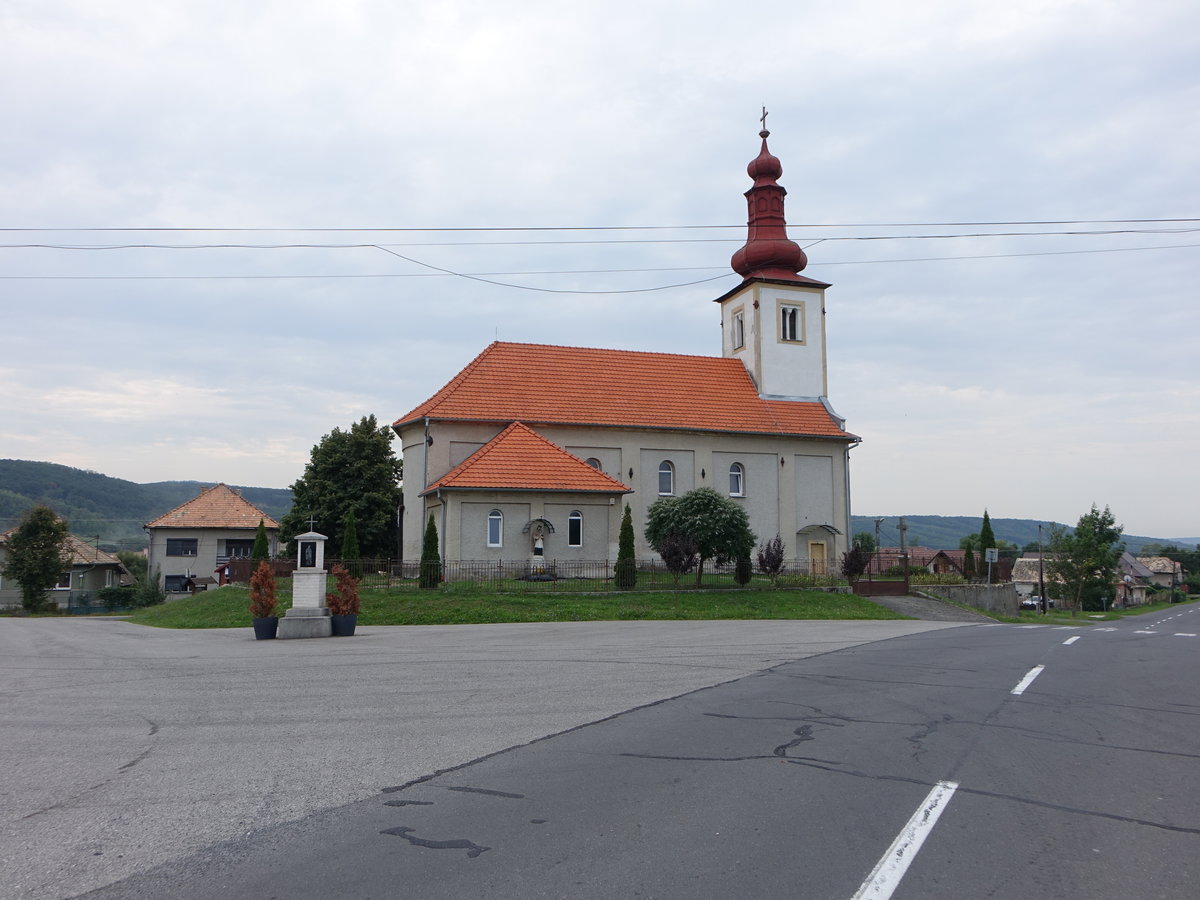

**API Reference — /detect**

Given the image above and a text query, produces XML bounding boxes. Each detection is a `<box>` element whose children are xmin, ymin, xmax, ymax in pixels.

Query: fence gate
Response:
<box><xmin>852</xmin><ymin>551</ymin><xmax>910</xmax><ymax>597</ymax></box>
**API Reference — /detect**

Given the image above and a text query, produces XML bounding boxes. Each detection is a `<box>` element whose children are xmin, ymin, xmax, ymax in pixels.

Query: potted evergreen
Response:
<box><xmin>326</xmin><ymin>563</ymin><xmax>360</xmax><ymax>636</ymax></box>
<box><xmin>249</xmin><ymin>560</ymin><xmax>279</xmax><ymax>640</ymax></box>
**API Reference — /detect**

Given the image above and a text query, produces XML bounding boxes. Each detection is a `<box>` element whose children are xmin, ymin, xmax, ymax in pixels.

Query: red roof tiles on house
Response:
<box><xmin>395</xmin><ymin>342</ymin><xmax>854</xmax><ymax>439</ymax></box>
<box><xmin>422</xmin><ymin>423</ymin><xmax>633</xmax><ymax>495</ymax></box>
<box><xmin>144</xmin><ymin>483</ymin><xmax>279</xmax><ymax>529</ymax></box>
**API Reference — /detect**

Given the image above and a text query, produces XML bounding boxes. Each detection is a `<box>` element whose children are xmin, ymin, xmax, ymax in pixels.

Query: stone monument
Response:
<box><xmin>278</xmin><ymin>530</ymin><xmax>332</xmax><ymax>639</ymax></box>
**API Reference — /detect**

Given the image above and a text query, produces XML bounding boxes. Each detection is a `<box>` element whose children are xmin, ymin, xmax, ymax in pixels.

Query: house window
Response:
<box><xmin>568</xmin><ymin>511</ymin><xmax>583</xmax><ymax>547</ymax></box>
<box><xmin>487</xmin><ymin>510</ymin><xmax>503</xmax><ymax>547</ymax></box>
<box><xmin>780</xmin><ymin>304</ymin><xmax>803</xmax><ymax>342</ymax></box>
<box><xmin>658</xmin><ymin>460</ymin><xmax>675</xmax><ymax>496</ymax></box>
<box><xmin>166</xmin><ymin>538</ymin><xmax>198</xmax><ymax>557</ymax></box>
<box><xmin>729</xmin><ymin>462</ymin><xmax>745</xmax><ymax>497</ymax></box>
<box><xmin>732</xmin><ymin>310</ymin><xmax>745</xmax><ymax>350</ymax></box>
<box><xmin>164</xmin><ymin>575</ymin><xmax>188</xmax><ymax>592</ymax></box>
<box><xmin>54</xmin><ymin>572</ymin><xmax>71</xmax><ymax>590</ymax></box>
<box><xmin>225</xmin><ymin>539</ymin><xmax>254</xmax><ymax>558</ymax></box>
<box><xmin>585</xmin><ymin>457</ymin><xmax>602</xmax><ymax>470</ymax></box>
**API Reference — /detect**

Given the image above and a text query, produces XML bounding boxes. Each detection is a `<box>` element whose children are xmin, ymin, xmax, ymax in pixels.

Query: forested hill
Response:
<box><xmin>850</xmin><ymin>514</ymin><xmax>1198</xmax><ymax>555</ymax></box>
<box><xmin>0</xmin><ymin>459</ymin><xmax>292</xmax><ymax>551</ymax></box>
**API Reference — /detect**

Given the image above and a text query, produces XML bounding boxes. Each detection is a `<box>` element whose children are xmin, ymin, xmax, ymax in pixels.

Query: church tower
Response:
<box><xmin>716</xmin><ymin>123</ymin><xmax>833</xmax><ymax>407</ymax></box>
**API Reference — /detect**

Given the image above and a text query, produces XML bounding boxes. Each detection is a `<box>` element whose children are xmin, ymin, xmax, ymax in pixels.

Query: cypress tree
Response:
<box><xmin>251</xmin><ymin>519</ymin><xmax>270</xmax><ymax>562</ymax></box>
<box><xmin>419</xmin><ymin>514</ymin><xmax>441</xmax><ymax>589</ymax></box>
<box><xmin>341</xmin><ymin>511</ymin><xmax>360</xmax><ymax>561</ymax></box>
<box><xmin>614</xmin><ymin>504</ymin><xmax>637</xmax><ymax>590</ymax></box>
<box><xmin>980</xmin><ymin>510</ymin><xmax>997</xmax><ymax>555</ymax></box>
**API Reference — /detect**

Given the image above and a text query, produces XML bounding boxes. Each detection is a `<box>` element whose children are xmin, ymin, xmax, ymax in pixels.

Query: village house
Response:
<box><xmin>0</xmin><ymin>530</ymin><xmax>130</xmax><ymax>609</ymax></box>
<box><xmin>144</xmin><ymin>483</ymin><xmax>278</xmax><ymax>592</ymax></box>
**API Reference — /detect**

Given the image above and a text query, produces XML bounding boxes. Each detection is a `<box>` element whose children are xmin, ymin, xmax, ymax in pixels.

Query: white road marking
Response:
<box><xmin>1175</xmin><ymin>633</ymin><xmax>1197</xmax><ymax>637</ymax></box>
<box><xmin>1011</xmin><ymin>665</ymin><xmax>1045</xmax><ymax>695</ymax></box>
<box><xmin>1134</xmin><ymin>630</ymin><xmax>1158</xmax><ymax>635</ymax></box>
<box><xmin>852</xmin><ymin>780</ymin><xmax>959</xmax><ymax>900</ymax></box>
<box><xmin>1062</xmin><ymin>636</ymin><xmax>1080</xmax><ymax>645</ymax></box>
<box><xmin>1094</xmin><ymin>627</ymin><xmax>1119</xmax><ymax>632</ymax></box>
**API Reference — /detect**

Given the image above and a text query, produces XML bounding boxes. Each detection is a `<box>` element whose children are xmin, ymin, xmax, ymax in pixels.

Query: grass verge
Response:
<box><xmin>128</xmin><ymin>585</ymin><xmax>906</xmax><ymax>628</ymax></box>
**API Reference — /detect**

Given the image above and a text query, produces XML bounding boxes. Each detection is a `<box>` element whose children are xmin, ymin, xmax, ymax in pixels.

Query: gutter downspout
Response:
<box><xmin>844</xmin><ymin>439</ymin><xmax>860</xmax><ymax>560</ymax></box>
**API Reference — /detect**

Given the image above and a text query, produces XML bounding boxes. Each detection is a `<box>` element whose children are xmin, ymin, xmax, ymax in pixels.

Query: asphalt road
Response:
<box><xmin>1</xmin><ymin>615</ymin><xmax>958</xmax><ymax>900</ymax></box>
<box><xmin>82</xmin><ymin>604</ymin><xmax>1200</xmax><ymax>900</ymax></box>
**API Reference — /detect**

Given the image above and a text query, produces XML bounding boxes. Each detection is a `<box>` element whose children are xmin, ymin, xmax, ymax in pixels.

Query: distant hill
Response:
<box><xmin>851</xmin><ymin>514</ymin><xmax>1199</xmax><ymax>555</ymax></box>
<box><xmin>0</xmin><ymin>459</ymin><xmax>292</xmax><ymax>551</ymax></box>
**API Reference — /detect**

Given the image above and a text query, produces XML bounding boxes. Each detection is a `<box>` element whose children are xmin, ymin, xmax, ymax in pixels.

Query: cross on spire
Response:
<box><xmin>759</xmin><ymin>105</ymin><xmax>769</xmax><ymax>134</ymax></box>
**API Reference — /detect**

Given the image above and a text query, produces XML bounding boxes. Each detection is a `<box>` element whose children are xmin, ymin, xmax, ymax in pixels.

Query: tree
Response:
<box><xmin>614</xmin><ymin>504</ymin><xmax>637</xmax><ymax>590</ymax></box>
<box><xmin>1046</xmin><ymin>504</ymin><xmax>1123</xmax><ymax>612</ymax></box>
<box><xmin>117</xmin><ymin>550</ymin><xmax>148</xmax><ymax>583</ymax></box>
<box><xmin>279</xmin><ymin>415</ymin><xmax>402</xmax><ymax>559</ymax></box>
<box><xmin>2</xmin><ymin>505</ymin><xmax>70</xmax><ymax>612</ymax></box>
<box><xmin>419</xmin><ymin>514</ymin><xmax>441</xmax><ymax>589</ymax></box>
<box><xmin>756</xmin><ymin>534</ymin><xmax>786</xmax><ymax>586</ymax></box>
<box><xmin>852</xmin><ymin>531</ymin><xmax>876</xmax><ymax>553</ymax></box>
<box><xmin>251</xmin><ymin>519</ymin><xmax>270</xmax><ymax>562</ymax></box>
<box><xmin>841</xmin><ymin>545</ymin><xmax>871</xmax><ymax>582</ymax></box>
<box><xmin>340</xmin><ymin>511</ymin><xmax>360</xmax><ymax>561</ymax></box>
<box><xmin>644</xmin><ymin>488</ymin><xmax>755</xmax><ymax>587</ymax></box>
<box><xmin>658</xmin><ymin>533</ymin><xmax>698</xmax><ymax>586</ymax></box>
<box><xmin>979</xmin><ymin>510</ymin><xmax>996</xmax><ymax>555</ymax></box>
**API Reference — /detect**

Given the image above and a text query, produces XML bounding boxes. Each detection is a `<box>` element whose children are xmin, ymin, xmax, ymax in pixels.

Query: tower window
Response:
<box><xmin>658</xmin><ymin>460</ymin><xmax>675</xmax><ymax>496</ymax></box>
<box><xmin>781</xmin><ymin>305</ymin><xmax>802</xmax><ymax>342</ymax></box>
<box><xmin>487</xmin><ymin>510</ymin><xmax>503</xmax><ymax>547</ymax></box>
<box><xmin>732</xmin><ymin>310</ymin><xmax>745</xmax><ymax>350</ymax></box>
<box><xmin>729</xmin><ymin>462</ymin><xmax>745</xmax><ymax>497</ymax></box>
<box><xmin>568</xmin><ymin>511</ymin><xmax>583</xmax><ymax>547</ymax></box>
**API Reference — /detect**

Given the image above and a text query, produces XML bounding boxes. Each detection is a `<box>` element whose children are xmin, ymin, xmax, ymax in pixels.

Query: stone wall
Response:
<box><xmin>918</xmin><ymin>583</ymin><xmax>1018</xmax><ymax>616</ymax></box>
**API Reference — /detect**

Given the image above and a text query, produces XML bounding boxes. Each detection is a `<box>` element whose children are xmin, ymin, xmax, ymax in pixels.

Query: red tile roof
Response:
<box><xmin>395</xmin><ymin>342</ymin><xmax>854</xmax><ymax>439</ymax></box>
<box><xmin>145</xmin><ymin>483</ymin><xmax>279</xmax><ymax>529</ymax></box>
<box><xmin>422</xmin><ymin>423</ymin><xmax>633</xmax><ymax>495</ymax></box>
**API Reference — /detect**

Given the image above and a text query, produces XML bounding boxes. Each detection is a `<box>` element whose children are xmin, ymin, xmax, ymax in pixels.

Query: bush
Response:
<box><xmin>326</xmin><ymin>563</ymin><xmax>361</xmax><ymax>615</ymax></box>
<box><xmin>248</xmin><ymin>561</ymin><xmax>277</xmax><ymax>618</ymax></box>
<box><xmin>734</xmin><ymin>554</ymin><xmax>752</xmax><ymax>587</ymax></box>
<box><xmin>756</xmin><ymin>534</ymin><xmax>786</xmax><ymax>585</ymax></box>
<box><xmin>659</xmin><ymin>533</ymin><xmax>698</xmax><ymax>585</ymax></box>
<box><xmin>130</xmin><ymin>568</ymin><xmax>168</xmax><ymax>608</ymax></box>
<box><xmin>98</xmin><ymin>586</ymin><xmax>136</xmax><ymax>608</ymax></box>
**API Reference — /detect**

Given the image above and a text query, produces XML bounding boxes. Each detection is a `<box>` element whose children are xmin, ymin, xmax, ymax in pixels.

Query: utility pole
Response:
<box><xmin>1037</xmin><ymin>524</ymin><xmax>1047</xmax><ymax>614</ymax></box>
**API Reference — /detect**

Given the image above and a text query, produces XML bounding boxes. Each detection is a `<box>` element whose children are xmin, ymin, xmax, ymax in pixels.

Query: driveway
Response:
<box><xmin>864</xmin><ymin>593</ymin><xmax>998</xmax><ymax>622</ymax></box>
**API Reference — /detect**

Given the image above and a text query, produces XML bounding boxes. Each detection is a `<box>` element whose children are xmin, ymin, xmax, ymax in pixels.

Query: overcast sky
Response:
<box><xmin>2</xmin><ymin>0</ymin><xmax>1197</xmax><ymax>538</ymax></box>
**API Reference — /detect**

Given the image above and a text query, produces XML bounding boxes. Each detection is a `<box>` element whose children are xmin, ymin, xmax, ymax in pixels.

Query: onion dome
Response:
<box><xmin>730</xmin><ymin>129</ymin><xmax>808</xmax><ymax>281</ymax></box>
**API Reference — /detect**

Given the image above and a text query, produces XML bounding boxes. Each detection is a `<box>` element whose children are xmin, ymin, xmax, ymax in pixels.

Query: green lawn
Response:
<box><xmin>128</xmin><ymin>584</ymin><xmax>906</xmax><ymax>628</ymax></box>
<box><xmin>1002</xmin><ymin>598</ymin><xmax>1194</xmax><ymax>625</ymax></box>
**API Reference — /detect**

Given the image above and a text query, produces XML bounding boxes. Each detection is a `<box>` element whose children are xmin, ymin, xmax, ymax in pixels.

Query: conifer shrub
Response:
<box><xmin>614</xmin><ymin>504</ymin><xmax>637</xmax><ymax>590</ymax></box>
<box><xmin>419</xmin><ymin>514</ymin><xmax>442</xmax><ymax>590</ymax></box>
<box><xmin>249</xmin><ymin>561</ymin><xmax>277</xmax><ymax>618</ymax></box>
<box><xmin>326</xmin><ymin>563</ymin><xmax>361</xmax><ymax>615</ymax></box>
<box><xmin>734</xmin><ymin>553</ymin><xmax>753</xmax><ymax>586</ymax></box>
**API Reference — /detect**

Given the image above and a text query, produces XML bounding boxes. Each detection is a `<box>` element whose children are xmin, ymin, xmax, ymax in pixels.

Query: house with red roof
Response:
<box><xmin>394</xmin><ymin>127</ymin><xmax>859</xmax><ymax>566</ymax></box>
<box><xmin>144</xmin><ymin>483</ymin><xmax>279</xmax><ymax>592</ymax></box>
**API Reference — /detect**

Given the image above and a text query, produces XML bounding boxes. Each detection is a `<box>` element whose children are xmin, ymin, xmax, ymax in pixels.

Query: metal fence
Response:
<box><xmin>229</xmin><ymin>557</ymin><xmax>848</xmax><ymax>592</ymax></box>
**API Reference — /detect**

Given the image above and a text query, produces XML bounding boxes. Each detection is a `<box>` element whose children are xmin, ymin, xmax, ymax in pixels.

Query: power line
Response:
<box><xmin>1</xmin><ymin>241</ymin><xmax>1195</xmax><ymax>283</ymax></box>
<box><xmin>1</xmin><ymin>217</ymin><xmax>1197</xmax><ymax>233</ymax></box>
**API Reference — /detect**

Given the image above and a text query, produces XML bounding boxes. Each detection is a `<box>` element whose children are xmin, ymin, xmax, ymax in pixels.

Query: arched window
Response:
<box><xmin>487</xmin><ymin>509</ymin><xmax>503</xmax><ymax>547</ymax></box>
<box><xmin>568</xmin><ymin>510</ymin><xmax>583</xmax><ymax>547</ymax></box>
<box><xmin>585</xmin><ymin>457</ymin><xmax>602</xmax><ymax>470</ymax></box>
<box><xmin>729</xmin><ymin>462</ymin><xmax>745</xmax><ymax>497</ymax></box>
<box><xmin>658</xmin><ymin>460</ymin><xmax>675</xmax><ymax>496</ymax></box>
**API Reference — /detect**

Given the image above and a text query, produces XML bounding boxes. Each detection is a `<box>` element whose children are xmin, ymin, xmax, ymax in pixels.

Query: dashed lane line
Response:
<box><xmin>1011</xmin><ymin>665</ymin><xmax>1045</xmax><ymax>695</ymax></box>
<box><xmin>851</xmin><ymin>780</ymin><xmax>959</xmax><ymax>900</ymax></box>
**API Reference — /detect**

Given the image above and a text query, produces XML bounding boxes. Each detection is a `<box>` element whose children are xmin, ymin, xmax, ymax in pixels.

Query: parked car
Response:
<box><xmin>1021</xmin><ymin>595</ymin><xmax>1054</xmax><ymax>610</ymax></box>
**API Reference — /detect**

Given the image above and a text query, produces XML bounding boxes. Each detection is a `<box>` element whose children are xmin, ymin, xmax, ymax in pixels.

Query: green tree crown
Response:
<box><xmin>645</xmin><ymin>488</ymin><xmax>755</xmax><ymax>586</ymax></box>
<box><xmin>2</xmin><ymin>505</ymin><xmax>71</xmax><ymax>612</ymax></box>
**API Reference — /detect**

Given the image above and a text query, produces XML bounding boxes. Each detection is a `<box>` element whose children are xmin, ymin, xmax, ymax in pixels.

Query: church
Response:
<box><xmin>393</xmin><ymin>127</ymin><xmax>859</xmax><ymax>570</ymax></box>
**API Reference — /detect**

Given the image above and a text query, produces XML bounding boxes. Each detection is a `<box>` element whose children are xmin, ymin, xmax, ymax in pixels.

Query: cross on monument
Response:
<box><xmin>306</xmin><ymin>514</ymin><xmax>318</xmax><ymax>531</ymax></box>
